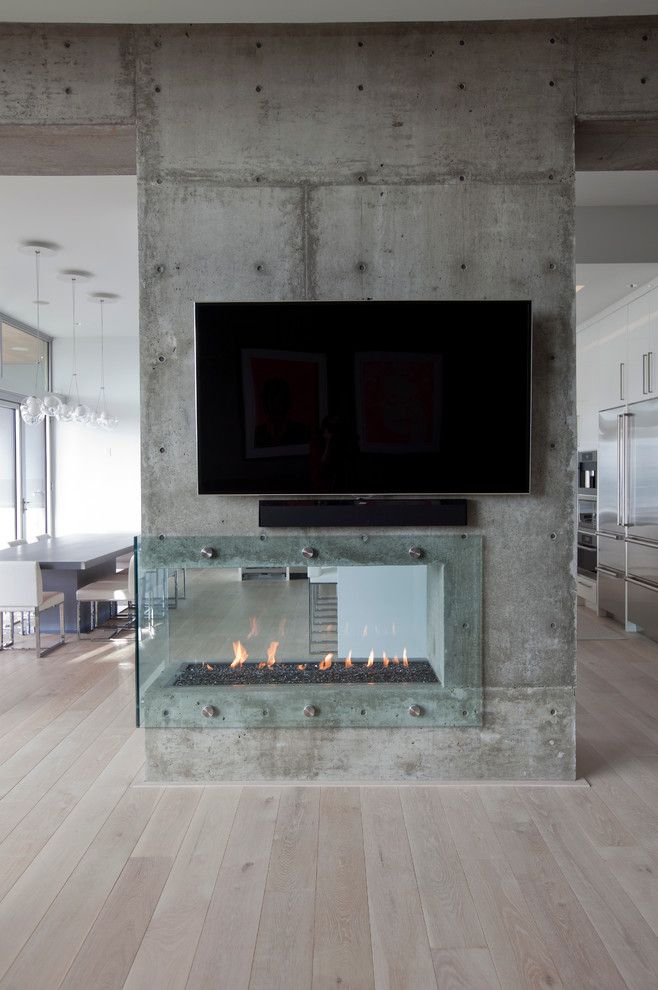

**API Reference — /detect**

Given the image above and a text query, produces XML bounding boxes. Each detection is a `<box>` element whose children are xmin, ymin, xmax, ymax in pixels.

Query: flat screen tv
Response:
<box><xmin>195</xmin><ymin>301</ymin><xmax>532</xmax><ymax>495</ymax></box>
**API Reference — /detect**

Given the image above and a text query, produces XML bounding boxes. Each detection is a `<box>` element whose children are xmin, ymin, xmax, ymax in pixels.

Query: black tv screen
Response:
<box><xmin>195</xmin><ymin>301</ymin><xmax>532</xmax><ymax>495</ymax></box>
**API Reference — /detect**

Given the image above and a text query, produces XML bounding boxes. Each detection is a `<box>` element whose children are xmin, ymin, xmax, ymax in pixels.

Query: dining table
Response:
<box><xmin>0</xmin><ymin>533</ymin><xmax>135</xmax><ymax>633</ymax></box>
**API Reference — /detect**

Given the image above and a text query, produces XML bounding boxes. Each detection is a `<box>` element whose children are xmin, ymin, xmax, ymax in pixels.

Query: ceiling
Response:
<box><xmin>576</xmin><ymin>171</ymin><xmax>658</xmax><ymax>207</ymax></box>
<box><xmin>0</xmin><ymin>176</ymin><xmax>137</xmax><ymax>339</ymax></box>
<box><xmin>0</xmin><ymin>0</ymin><xmax>655</xmax><ymax>22</ymax></box>
<box><xmin>576</xmin><ymin>171</ymin><xmax>658</xmax><ymax>324</ymax></box>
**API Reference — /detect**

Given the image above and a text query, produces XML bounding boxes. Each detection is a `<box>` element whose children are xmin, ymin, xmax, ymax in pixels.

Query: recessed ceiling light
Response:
<box><xmin>32</xmin><ymin>299</ymin><xmax>49</xmax><ymax>305</ymax></box>
<box><xmin>629</xmin><ymin>282</ymin><xmax>639</xmax><ymax>288</ymax></box>
<box><xmin>576</xmin><ymin>285</ymin><xmax>584</xmax><ymax>292</ymax></box>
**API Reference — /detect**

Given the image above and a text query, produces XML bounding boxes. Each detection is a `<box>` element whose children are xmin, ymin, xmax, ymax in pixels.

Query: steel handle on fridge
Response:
<box><xmin>643</xmin><ymin>353</ymin><xmax>648</xmax><ymax>395</ymax></box>
<box><xmin>616</xmin><ymin>413</ymin><xmax>623</xmax><ymax>525</ymax></box>
<box><xmin>619</xmin><ymin>362</ymin><xmax>625</xmax><ymax>401</ymax></box>
<box><xmin>597</xmin><ymin>565</ymin><xmax>623</xmax><ymax>578</ymax></box>
<box><xmin>625</xmin><ymin>575</ymin><xmax>658</xmax><ymax>593</ymax></box>
<box><xmin>623</xmin><ymin>412</ymin><xmax>632</xmax><ymax>527</ymax></box>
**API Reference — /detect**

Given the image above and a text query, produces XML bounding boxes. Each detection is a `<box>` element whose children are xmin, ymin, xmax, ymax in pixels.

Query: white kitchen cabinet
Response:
<box><xmin>576</xmin><ymin>323</ymin><xmax>600</xmax><ymax>450</ymax></box>
<box><xmin>627</xmin><ymin>288</ymin><xmax>656</xmax><ymax>404</ymax></box>
<box><xmin>596</xmin><ymin>306</ymin><xmax>628</xmax><ymax>412</ymax></box>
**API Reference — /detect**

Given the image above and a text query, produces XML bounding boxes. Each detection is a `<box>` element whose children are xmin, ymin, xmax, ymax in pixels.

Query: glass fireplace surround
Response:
<box><xmin>136</xmin><ymin>534</ymin><xmax>482</xmax><ymax>729</ymax></box>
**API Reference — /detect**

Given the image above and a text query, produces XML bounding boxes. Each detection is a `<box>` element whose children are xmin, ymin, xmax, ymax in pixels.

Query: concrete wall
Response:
<box><xmin>1</xmin><ymin>16</ymin><xmax>657</xmax><ymax>778</ymax></box>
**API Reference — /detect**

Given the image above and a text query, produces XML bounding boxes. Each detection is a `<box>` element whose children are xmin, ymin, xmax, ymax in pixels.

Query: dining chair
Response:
<box><xmin>76</xmin><ymin>555</ymin><xmax>135</xmax><ymax>637</ymax></box>
<box><xmin>0</xmin><ymin>562</ymin><xmax>65</xmax><ymax>657</ymax></box>
<box><xmin>8</xmin><ymin>539</ymin><xmax>26</xmax><ymax>547</ymax></box>
<box><xmin>35</xmin><ymin>534</ymin><xmax>51</xmax><ymax>541</ymax></box>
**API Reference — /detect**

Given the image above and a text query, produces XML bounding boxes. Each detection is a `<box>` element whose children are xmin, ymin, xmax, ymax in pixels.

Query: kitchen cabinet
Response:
<box><xmin>627</xmin><ymin>288</ymin><xmax>656</xmax><ymax>404</ymax></box>
<box><xmin>576</xmin><ymin>323</ymin><xmax>600</xmax><ymax>450</ymax></box>
<box><xmin>596</xmin><ymin>306</ymin><xmax>628</xmax><ymax>412</ymax></box>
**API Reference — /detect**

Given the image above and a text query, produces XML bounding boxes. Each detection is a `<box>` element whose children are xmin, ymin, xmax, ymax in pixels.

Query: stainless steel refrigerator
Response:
<box><xmin>598</xmin><ymin>398</ymin><xmax>658</xmax><ymax>641</ymax></box>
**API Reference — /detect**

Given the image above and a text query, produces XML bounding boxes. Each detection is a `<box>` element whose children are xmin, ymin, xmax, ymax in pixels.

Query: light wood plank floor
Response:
<box><xmin>0</xmin><ymin>610</ymin><xmax>657</xmax><ymax>988</ymax></box>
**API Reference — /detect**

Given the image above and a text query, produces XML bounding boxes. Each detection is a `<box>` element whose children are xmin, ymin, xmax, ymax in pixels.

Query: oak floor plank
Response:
<box><xmin>0</xmin><ymin>684</ymin><xmax>133</xmax><ymax>844</ymax></box>
<box><xmin>523</xmin><ymin>785</ymin><xmax>658</xmax><ymax>989</ymax></box>
<box><xmin>312</xmin><ymin>787</ymin><xmax>374</xmax><ymax>990</ymax></box>
<box><xmin>0</xmin><ymin>662</ymin><xmax>119</xmax><ymax>756</ymax></box>
<box><xmin>249</xmin><ymin>786</ymin><xmax>320</xmax><ymax>990</ymax></box>
<box><xmin>401</xmin><ymin>786</ymin><xmax>485</xmax><ymax>950</ymax></box>
<box><xmin>361</xmin><ymin>787</ymin><xmax>438</xmax><ymax>990</ymax></box>
<box><xmin>0</xmin><ymin>702</ymin><xmax>134</xmax><ymax>901</ymax></box>
<box><xmin>0</xmin><ymin>730</ymin><xmax>145</xmax><ymax>980</ymax></box>
<box><xmin>432</xmin><ymin>948</ymin><xmax>502</xmax><ymax>990</ymax></box>
<box><xmin>58</xmin><ymin>788</ymin><xmax>202</xmax><ymax>990</ymax></box>
<box><xmin>124</xmin><ymin>786</ymin><xmax>241</xmax><ymax>990</ymax></box>
<box><xmin>441</xmin><ymin>789</ymin><xmax>564</xmax><ymax>990</ymax></box>
<box><xmin>0</xmin><ymin>773</ymin><xmax>159</xmax><ymax>989</ymax></box>
<box><xmin>186</xmin><ymin>786</ymin><xmax>281</xmax><ymax>990</ymax></box>
<box><xmin>479</xmin><ymin>787</ymin><xmax>626</xmax><ymax>990</ymax></box>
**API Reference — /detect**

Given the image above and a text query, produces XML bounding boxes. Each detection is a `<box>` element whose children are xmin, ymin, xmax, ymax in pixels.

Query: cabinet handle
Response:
<box><xmin>647</xmin><ymin>351</ymin><xmax>653</xmax><ymax>395</ymax></box>
<box><xmin>643</xmin><ymin>353</ymin><xmax>648</xmax><ymax>395</ymax></box>
<box><xmin>619</xmin><ymin>362</ymin><xmax>624</xmax><ymax>401</ymax></box>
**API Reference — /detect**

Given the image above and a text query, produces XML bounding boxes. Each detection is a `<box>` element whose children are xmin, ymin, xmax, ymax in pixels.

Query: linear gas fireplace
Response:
<box><xmin>136</xmin><ymin>535</ymin><xmax>482</xmax><ymax>747</ymax></box>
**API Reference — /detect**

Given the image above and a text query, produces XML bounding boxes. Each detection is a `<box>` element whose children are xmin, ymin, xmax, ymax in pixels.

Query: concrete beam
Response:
<box><xmin>576</xmin><ymin>117</ymin><xmax>658</xmax><ymax>169</ymax></box>
<box><xmin>0</xmin><ymin>125</ymin><xmax>136</xmax><ymax>175</ymax></box>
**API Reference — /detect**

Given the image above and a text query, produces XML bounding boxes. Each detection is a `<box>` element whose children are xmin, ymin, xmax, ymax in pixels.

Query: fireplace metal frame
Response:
<box><xmin>136</xmin><ymin>534</ymin><xmax>483</xmax><ymax>729</ymax></box>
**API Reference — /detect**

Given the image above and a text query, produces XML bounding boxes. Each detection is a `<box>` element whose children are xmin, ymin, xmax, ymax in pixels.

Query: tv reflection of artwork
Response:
<box><xmin>241</xmin><ymin>349</ymin><xmax>327</xmax><ymax>459</ymax></box>
<box><xmin>355</xmin><ymin>352</ymin><xmax>442</xmax><ymax>454</ymax></box>
<box><xmin>195</xmin><ymin>301</ymin><xmax>532</xmax><ymax>495</ymax></box>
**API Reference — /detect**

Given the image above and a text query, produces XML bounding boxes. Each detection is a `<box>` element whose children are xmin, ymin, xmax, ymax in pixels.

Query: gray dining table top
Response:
<box><xmin>0</xmin><ymin>534</ymin><xmax>135</xmax><ymax>571</ymax></box>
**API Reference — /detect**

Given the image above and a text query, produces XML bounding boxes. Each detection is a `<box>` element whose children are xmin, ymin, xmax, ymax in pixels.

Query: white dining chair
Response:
<box><xmin>8</xmin><ymin>539</ymin><xmax>26</xmax><ymax>547</ymax></box>
<box><xmin>35</xmin><ymin>534</ymin><xmax>51</xmax><ymax>541</ymax></box>
<box><xmin>76</xmin><ymin>555</ymin><xmax>135</xmax><ymax>637</ymax></box>
<box><xmin>0</xmin><ymin>562</ymin><xmax>65</xmax><ymax>657</ymax></box>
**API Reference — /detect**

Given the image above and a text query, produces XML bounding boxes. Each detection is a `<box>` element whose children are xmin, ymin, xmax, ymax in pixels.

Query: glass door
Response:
<box><xmin>21</xmin><ymin>416</ymin><xmax>47</xmax><ymax>542</ymax></box>
<box><xmin>0</xmin><ymin>404</ymin><xmax>17</xmax><ymax>546</ymax></box>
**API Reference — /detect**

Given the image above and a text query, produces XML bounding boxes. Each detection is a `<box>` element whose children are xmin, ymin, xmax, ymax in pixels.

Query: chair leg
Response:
<box><xmin>59</xmin><ymin>603</ymin><xmax>65</xmax><ymax>646</ymax></box>
<box><xmin>35</xmin><ymin>610</ymin><xmax>41</xmax><ymax>659</ymax></box>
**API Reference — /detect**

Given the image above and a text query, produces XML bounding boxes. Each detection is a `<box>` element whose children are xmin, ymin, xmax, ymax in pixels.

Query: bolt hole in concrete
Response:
<box><xmin>159</xmin><ymin>447</ymin><xmax>165</xmax><ymax>453</ymax></box>
<box><xmin>550</xmin><ymin>532</ymin><xmax>557</xmax><ymax>540</ymax></box>
<box><xmin>550</xmin><ymin>708</ymin><xmax>557</xmax><ymax>715</ymax></box>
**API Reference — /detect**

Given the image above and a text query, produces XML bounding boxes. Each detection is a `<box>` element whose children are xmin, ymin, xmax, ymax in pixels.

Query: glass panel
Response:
<box><xmin>136</xmin><ymin>535</ymin><xmax>482</xmax><ymax>729</ymax></box>
<box><xmin>0</xmin><ymin>406</ymin><xmax>17</xmax><ymax>546</ymax></box>
<box><xmin>22</xmin><ymin>418</ymin><xmax>47</xmax><ymax>542</ymax></box>
<box><xmin>1</xmin><ymin>322</ymin><xmax>48</xmax><ymax>397</ymax></box>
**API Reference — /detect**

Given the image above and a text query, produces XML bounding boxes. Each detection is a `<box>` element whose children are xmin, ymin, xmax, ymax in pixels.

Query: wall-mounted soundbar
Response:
<box><xmin>258</xmin><ymin>499</ymin><xmax>468</xmax><ymax>528</ymax></box>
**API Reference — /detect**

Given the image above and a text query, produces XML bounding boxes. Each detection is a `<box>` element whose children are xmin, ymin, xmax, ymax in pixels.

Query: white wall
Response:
<box><xmin>336</xmin><ymin>565</ymin><xmax>428</xmax><ymax>659</ymax></box>
<box><xmin>51</xmin><ymin>335</ymin><xmax>140</xmax><ymax>535</ymax></box>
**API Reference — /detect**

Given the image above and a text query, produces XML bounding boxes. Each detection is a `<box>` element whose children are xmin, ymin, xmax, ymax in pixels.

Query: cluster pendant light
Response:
<box><xmin>18</xmin><ymin>243</ymin><xmax>118</xmax><ymax>430</ymax></box>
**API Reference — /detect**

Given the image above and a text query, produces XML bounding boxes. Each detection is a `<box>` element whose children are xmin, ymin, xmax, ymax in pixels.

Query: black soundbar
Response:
<box><xmin>258</xmin><ymin>499</ymin><xmax>468</xmax><ymax>528</ymax></box>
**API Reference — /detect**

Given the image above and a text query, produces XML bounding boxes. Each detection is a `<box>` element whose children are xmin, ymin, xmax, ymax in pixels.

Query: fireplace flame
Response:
<box><xmin>319</xmin><ymin>653</ymin><xmax>333</xmax><ymax>671</ymax></box>
<box><xmin>257</xmin><ymin>662</ymin><xmax>267</xmax><ymax>669</ymax></box>
<box><xmin>247</xmin><ymin>616</ymin><xmax>259</xmax><ymax>640</ymax></box>
<box><xmin>382</xmin><ymin>651</ymin><xmax>389</xmax><ymax>668</ymax></box>
<box><xmin>366</xmin><ymin>649</ymin><xmax>374</xmax><ymax>668</ymax></box>
<box><xmin>266</xmin><ymin>641</ymin><xmax>279</xmax><ymax>668</ymax></box>
<box><xmin>230</xmin><ymin>640</ymin><xmax>248</xmax><ymax>668</ymax></box>
<box><xmin>205</xmin><ymin>663</ymin><xmax>213</xmax><ymax>671</ymax></box>
<box><xmin>392</xmin><ymin>655</ymin><xmax>399</xmax><ymax>665</ymax></box>
<box><xmin>402</xmin><ymin>647</ymin><xmax>409</xmax><ymax>668</ymax></box>
<box><xmin>344</xmin><ymin>650</ymin><xmax>353</xmax><ymax>669</ymax></box>
<box><xmin>297</xmin><ymin>663</ymin><xmax>306</xmax><ymax>670</ymax></box>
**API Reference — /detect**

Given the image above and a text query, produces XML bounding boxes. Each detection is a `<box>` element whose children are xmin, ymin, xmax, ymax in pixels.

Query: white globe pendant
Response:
<box><xmin>41</xmin><ymin>393</ymin><xmax>62</xmax><ymax>417</ymax></box>
<box><xmin>20</xmin><ymin>395</ymin><xmax>45</xmax><ymax>425</ymax></box>
<box><xmin>72</xmin><ymin>403</ymin><xmax>92</xmax><ymax>425</ymax></box>
<box><xmin>55</xmin><ymin>402</ymin><xmax>73</xmax><ymax>423</ymax></box>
